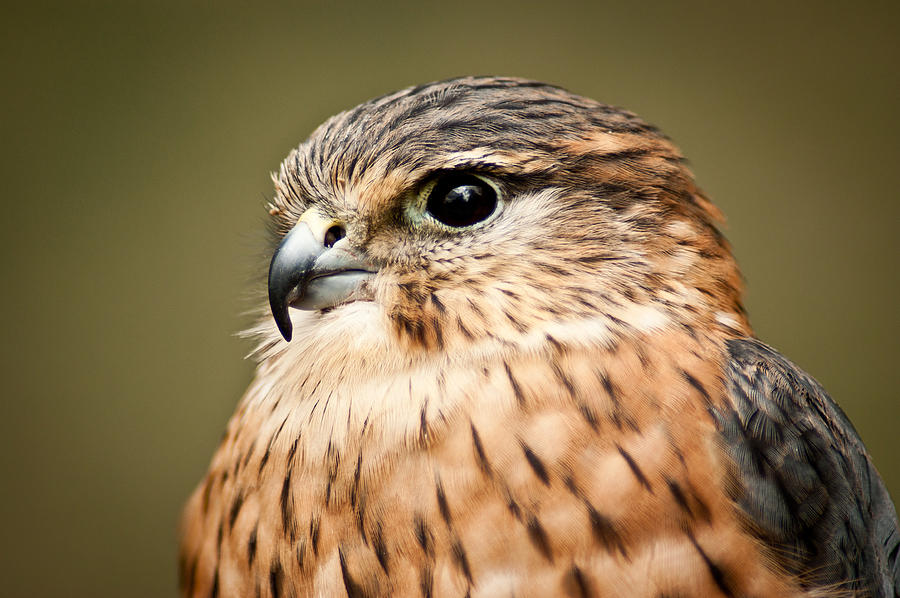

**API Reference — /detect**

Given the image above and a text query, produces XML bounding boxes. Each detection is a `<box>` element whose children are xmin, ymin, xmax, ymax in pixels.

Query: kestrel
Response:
<box><xmin>180</xmin><ymin>77</ymin><xmax>899</xmax><ymax>597</ymax></box>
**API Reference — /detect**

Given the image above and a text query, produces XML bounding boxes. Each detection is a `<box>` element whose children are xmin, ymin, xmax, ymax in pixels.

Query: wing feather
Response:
<box><xmin>716</xmin><ymin>338</ymin><xmax>899</xmax><ymax>596</ymax></box>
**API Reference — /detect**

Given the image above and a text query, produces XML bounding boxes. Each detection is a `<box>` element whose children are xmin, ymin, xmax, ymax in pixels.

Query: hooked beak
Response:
<box><xmin>267</xmin><ymin>209</ymin><xmax>376</xmax><ymax>341</ymax></box>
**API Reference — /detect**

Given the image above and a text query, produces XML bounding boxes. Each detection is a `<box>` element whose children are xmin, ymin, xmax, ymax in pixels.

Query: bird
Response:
<box><xmin>179</xmin><ymin>76</ymin><xmax>899</xmax><ymax>598</ymax></box>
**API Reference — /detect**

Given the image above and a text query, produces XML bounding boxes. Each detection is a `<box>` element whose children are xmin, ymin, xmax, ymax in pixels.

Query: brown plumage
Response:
<box><xmin>180</xmin><ymin>76</ymin><xmax>899</xmax><ymax>597</ymax></box>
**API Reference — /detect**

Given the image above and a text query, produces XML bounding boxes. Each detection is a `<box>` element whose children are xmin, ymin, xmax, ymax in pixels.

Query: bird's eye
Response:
<box><xmin>424</xmin><ymin>173</ymin><xmax>499</xmax><ymax>228</ymax></box>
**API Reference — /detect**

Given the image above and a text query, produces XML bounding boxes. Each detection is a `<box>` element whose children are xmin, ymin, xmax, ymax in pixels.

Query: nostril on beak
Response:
<box><xmin>323</xmin><ymin>224</ymin><xmax>346</xmax><ymax>248</ymax></box>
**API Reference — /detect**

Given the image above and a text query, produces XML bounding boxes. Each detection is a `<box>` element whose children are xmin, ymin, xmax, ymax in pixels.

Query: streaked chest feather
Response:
<box><xmin>181</xmin><ymin>325</ymin><xmax>829</xmax><ymax>598</ymax></box>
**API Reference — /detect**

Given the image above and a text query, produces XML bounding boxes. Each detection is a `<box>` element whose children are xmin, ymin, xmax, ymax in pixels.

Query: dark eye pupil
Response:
<box><xmin>426</xmin><ymin>174</ymin><xmax>497</xmax><ymax>227</ymax></box>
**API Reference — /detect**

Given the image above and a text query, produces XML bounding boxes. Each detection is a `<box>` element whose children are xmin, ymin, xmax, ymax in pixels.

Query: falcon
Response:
<box><xmin>180</xmin><ymin>76</ymin><xmax>899</xmax><ymax>597</ymax></box>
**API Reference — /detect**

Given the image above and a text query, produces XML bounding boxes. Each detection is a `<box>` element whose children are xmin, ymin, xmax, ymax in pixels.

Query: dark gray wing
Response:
<box><xmin>715</xmin><ymin>338</ymin><xmax>899</xmax><ymax>597</ymax></box>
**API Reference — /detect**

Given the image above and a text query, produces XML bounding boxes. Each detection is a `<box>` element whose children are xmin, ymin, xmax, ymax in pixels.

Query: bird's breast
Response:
<box><xmin>181</xmin><ymin>329</ymin><xmax>818</xmax><ymax>597</ymax></box>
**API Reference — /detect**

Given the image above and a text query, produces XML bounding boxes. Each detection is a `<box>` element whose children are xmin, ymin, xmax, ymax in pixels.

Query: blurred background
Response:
<box><xmin>1</xmin><ymin>1</ymin><xmax>897</xmax><ymax>596</ymax></box>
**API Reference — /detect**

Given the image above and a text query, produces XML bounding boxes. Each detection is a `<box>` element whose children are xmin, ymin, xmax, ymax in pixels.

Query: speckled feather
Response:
<box><xmin>180</xmin><ymin>77</ymin><xmax>898</xmax><ymax>597</ymax></box>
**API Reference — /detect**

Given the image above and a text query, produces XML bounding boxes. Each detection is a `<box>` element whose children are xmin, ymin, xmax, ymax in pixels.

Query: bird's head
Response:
<box><xmin>261</xmin><ymin>77</ymin><xmax>749</xmax><ymax>363</ymax></box>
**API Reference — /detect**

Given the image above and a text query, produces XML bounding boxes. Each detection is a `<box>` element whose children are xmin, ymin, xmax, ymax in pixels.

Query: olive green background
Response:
<box><xmin>2</xmin><ymin>1</ymin><xmax>897</xmax><ymax>596</ymax></box>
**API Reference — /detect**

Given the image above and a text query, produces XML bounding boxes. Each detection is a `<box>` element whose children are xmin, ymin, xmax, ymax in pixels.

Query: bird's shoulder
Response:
<box><xmin>715</xmin><ymin>337</ymin><xmax>900</xmax><ymax>597</ymax></box>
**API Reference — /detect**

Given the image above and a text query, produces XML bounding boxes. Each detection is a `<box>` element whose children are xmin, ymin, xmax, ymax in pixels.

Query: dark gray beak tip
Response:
<box><xmin>270</xmin><ymin>298</ymin><xmax>294</xmax><ymax>342</ymax></box>
<box><xmin>267</xmin><ymin>265</ymin><xmax>295</xmax><ymax>342</ymax></box>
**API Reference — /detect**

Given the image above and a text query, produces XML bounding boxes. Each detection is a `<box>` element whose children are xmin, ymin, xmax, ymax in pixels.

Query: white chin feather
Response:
<box><xmin>290</xmin><ymin>301</ymin><xmax>388</xmax><ymax>347</ymax></box>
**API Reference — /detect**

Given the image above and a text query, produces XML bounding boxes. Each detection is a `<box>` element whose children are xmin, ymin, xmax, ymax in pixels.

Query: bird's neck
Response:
<box><xmin>228</xmin><ymin>309</ymin><xmax>745</xmax><ymax>473</ymax></box>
